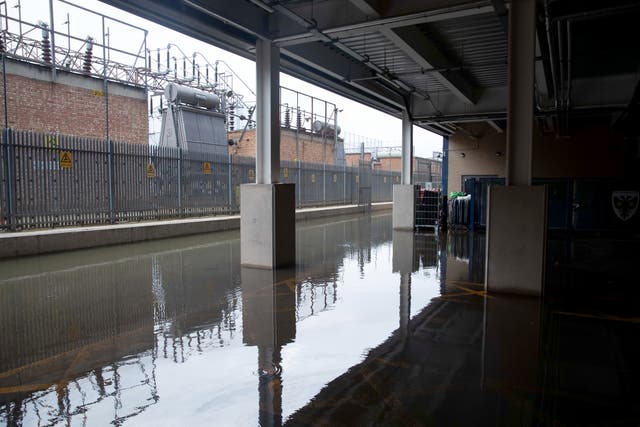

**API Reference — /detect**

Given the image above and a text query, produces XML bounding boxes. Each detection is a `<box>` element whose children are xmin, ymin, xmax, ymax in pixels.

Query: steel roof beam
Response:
<box><xmin>348</xmin><ymin>0</ymin><xmax>478</xmax><ymax>105</ymax></box>
<box><xmin>274</xmin><ymin>3</ymin><xmax>495</xmax><ymax>47</ymax></box>
<box><xmin>381</xmin><ymin>26</ymin><xmax>478</xmax><ymax>104</ymax></box>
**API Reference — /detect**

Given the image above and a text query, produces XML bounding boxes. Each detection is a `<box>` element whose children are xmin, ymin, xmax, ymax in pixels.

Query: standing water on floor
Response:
<box><xmin>0</xmin><ymin>214</ymin><xmax>442</xmax><ymax>426</ymax></box>
<box><xmin>2</xmin><ymin>213</ymin><xmax>639</xmax><ymax>426</ymax></box>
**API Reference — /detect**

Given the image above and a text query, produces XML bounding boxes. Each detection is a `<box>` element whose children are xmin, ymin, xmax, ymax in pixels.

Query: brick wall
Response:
<box><xmin>447</xmin><ymin>120</ymin><xmax>624</xmax><ymax>192</ymax></box>
<box><xmin>345</xmin><ymin>152</ymin><xmax>372</xmax><ymax>167</ymax></box>
<box><xmin>228</xmin><ymin>128</ymin><xmax>336</xmax><ymax>164</ymax></box>
<box><xmin>0</xmin><ymin>60</ymin><xmax>148</xmax><ymax>144</ymax></box>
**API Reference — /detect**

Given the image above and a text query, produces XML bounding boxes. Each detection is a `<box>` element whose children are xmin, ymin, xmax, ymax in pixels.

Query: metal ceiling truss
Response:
<box><xmin>97</xmin><ymin>0</ymin><xmax>639</xmax><ymax>133</ymax></box>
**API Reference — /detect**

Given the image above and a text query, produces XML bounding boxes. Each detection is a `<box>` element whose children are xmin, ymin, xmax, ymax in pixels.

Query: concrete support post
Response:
<box><xmin>241</xmin><ymin>39</ymin><xmax>295</xmax><ymax>269</ymax></box>
<box><xmin>401</xmin><ymin>110</ymin><xmax>413</xmax><ymax>185</ymax></box>
<box><xmin>255</xmin><ymin>39</ymin><xmax>280</xmax><ymax>184</ymax></box>
<box><xmin>393</xmin><ymin>110</ymin><xmax>416</xmax><ymax>230</ymax></box>
<box><xmin>393</xmin><ymin>230</ymin><xmax>415</xmax><ymax>339</ymax></box>
<box><xmin>485</xmin><ymin>0</ymin><xmax>547</xmax><ymax>296</ymax></box>
<box><xmin>506</xmin><ymin>0</ymin><xmax>535</xmax><ymax>186</ymax></box>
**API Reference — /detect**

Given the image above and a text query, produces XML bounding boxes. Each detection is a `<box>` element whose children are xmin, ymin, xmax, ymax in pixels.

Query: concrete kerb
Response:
<box><xmin>0</xmin><ymin>203</ymin><xmax>392</xmax><ymax>259</ymax></box>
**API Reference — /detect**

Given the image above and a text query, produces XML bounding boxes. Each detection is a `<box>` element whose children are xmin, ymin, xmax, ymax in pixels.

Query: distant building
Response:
<box><xmin>345</xmin><ymin>152</ymin><xmax>373</xmax><ymax>167</ymax></box>
<box><xmin>0</xmin><ymin>58</ymin><xmax>148</xmax><ymax>144</ymax></box>
<box><xmin>228</xmin><ymin>127</ymin><xmax>343</xmax><ymax>165</ymax></box>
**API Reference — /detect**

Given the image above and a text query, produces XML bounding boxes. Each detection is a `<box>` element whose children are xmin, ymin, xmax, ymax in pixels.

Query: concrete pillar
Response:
<box><xmin>506</xmin><ymin>0</ymin><xmax>535</xmax><ymax>186</ymax></box>
<box><xmin>393</xmin><ymin>110</ymin><xmax>416</xmax><ymax>230</ymax></box>
<box><xmin>256</xmin><ymin>39</ymin><xmax>280</xmax><ymax>184</ymax></box>
<box><xmin>393</xmin><ymin>230</ymin><xmax>415</xmax><ymax>338</ymax></box>
<box><xmin>401</xmin><ymin>110</ymin><xmax>413</xmax><ymax>185</ymax></box>
<box><xmin>241</xmin><ymin>267</ymin><xmax>296</xmax><ymax>426</ymax></box>
<box><xmin>241</xmin><ymin>40</ymin><xmax>295</xmax><ymax>268</ymax></box>
<box><xmin>483</xmin><ymin>294</ymin><xmax>540</xmax><ymax>419</ymax></box>
<box><xmin>485</xmin><ymin>0</ymin><xmax>547</xmax><ymax>296</ymax></box>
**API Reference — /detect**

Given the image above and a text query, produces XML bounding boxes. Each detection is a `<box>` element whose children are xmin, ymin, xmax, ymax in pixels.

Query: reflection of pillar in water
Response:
<box><xmin>241</xmin><ymin>268</ymin><xmax>296</xmax><ymax>427</ymax></box>
<box><xmin>399</xmin><ymin>272</ymin><xmax>411</xmax><ymax>337</ymax></box>
<box><xmin>393</xmin><ymin>231</ymin><xmax>416</xmax><ymax>338</ymax></box>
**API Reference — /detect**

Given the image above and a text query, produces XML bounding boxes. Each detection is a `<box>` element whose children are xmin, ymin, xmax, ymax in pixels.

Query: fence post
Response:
<box><xmin>343</xmin><ymin>163</ymin><xmax>346</xmax><ymax>205</ymax></box>
<box><xmin>297</xmin><ymin>159</ymin><xmax>302</xmax><ymax>208</ymax></box>
<box><xmin>322</xmin><ymin>162</ymin><xmax>326</xmax><ymax>206</ymax></box>
<box><xmin>228</xmin><ymin>153</ymin><xmax>232</xmax><ymax>213</ymax></box>
<box><xmin>1</xmin><ymin>128</ymin><xmax>15</xmax><ymax>230</ymax></box>
<box><xmin>177</xmin><ymin>147</ymin><xmax>183</xmax><ymax>217</ymax></box>
<box><xmin>107</xmin><ymin>138</ymin><xmax>115</xmax><ymax>224</ymax></box>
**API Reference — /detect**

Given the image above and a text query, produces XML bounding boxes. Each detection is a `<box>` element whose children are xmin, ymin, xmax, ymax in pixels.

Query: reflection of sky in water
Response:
<box><xmin>0</xmin><ymin>214</ymin><xmax>443</xmax><ymax>426</ymax></box>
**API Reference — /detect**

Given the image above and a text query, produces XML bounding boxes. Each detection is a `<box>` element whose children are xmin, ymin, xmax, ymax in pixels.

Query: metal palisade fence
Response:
<box><xmin>0</xmin><ymin>129</ymin><xmax>434</xmax><ymax>230</ymax></box>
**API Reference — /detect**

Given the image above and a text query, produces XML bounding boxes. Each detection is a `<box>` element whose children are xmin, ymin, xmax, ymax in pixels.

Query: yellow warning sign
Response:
<box><xmin>93</xmin><ymin>89</ymin><xmax>104</xmax><ymax>97</ymax></box>
<box><xmin>395</xmin><ymin>175</ymin><xmax>400</xmax><ymax>183</ymax></box>
<box><xmin>46</xmin><ymin>135</ymin><xmax>59</xmax><ymax>149</ymax></box>
<box><xmin>59</xmin><ymin>151</ymin><xmax>72</xmax><ymax>169</ymax></box>
<box><xmin>248</xmin><ymin>169</ymin><xmax>255</xmax><ymax>181</ymax></box>
<box><xmin>283</xmin><ymin>167</ymin><xmax>289</xmax><ymax>178</ymax></box>
<box><xmin>146</xmin><ymin>163</ymin><xmax>156</xmax><ymax>178</ymax></box>
<box><xmin>203</xmin><ymin>161</ymin><xmax>211</xmax><ymax>175</ymax></box>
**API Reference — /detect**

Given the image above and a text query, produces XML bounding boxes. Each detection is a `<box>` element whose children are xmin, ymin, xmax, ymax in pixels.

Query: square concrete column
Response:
<box><xmin>241</xmin><ymin>183</ymin><xmax>295</xmax><ymax>268</ymax></box>
<box><xmin>393</xmin><ymin>185</ymin><xmax>418</xmax><ymax>230</ymax></box>
<box><xmin>485</xmin><ymin>0</ymin><xmax>547</xmax><ymax>296</ymax></box>
<box><xmin>241</xmin><ymin>39</ymin><xmax>295</xmax><ymax>268</ymax></box>
<box><xmin>393</xmin><ymin>110</ymin><xmax>416</xmax><ymax>230</ymax></box>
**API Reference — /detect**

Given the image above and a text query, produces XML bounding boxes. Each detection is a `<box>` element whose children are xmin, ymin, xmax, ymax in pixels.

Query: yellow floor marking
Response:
<box><xmin>0</xmin><ymin>383</ymin><xmax>53</xmax><ymax>394</ymax></box>
<box><xmin>448</xmin><ymin>282</ymin><xmax>493</xmax><ymax>298</ymax></box>
<box><xmin>555</xmin><ymin>311</ymin><xmax>640</xmax><ymax>324</ymax></box>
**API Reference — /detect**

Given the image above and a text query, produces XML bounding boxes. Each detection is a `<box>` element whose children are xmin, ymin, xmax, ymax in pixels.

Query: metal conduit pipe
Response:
<box><xmin>556</xmin><ymin>19</ymin><xmax>565</xmax><ymax>111</ymax></box>
<box><xmin>551</xmin><ymin>3</ymin><xmax>640</xmax><ymax>23</ymax></box>
<box><xmin>544</xmin><ymin>0</ymin><xmax>559</xmax><ymax>111</ymax></box>
<box><xmin>566</xmin><ymin>20</ymin><xmax>572</xmax><ymax>112</ymax></box>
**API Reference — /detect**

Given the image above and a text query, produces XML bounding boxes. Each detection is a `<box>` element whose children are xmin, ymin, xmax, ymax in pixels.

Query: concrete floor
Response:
<box><xmin>0</xmin><ymin>212</ymin><xmax>638</xmax><ymax>426</ymax></box>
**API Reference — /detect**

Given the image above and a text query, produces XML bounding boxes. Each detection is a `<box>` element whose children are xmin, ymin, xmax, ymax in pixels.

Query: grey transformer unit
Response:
<box><xmin>159</xmin><ymin>83</ymin><xmax>228</xmax><ymax>156</ymax></box>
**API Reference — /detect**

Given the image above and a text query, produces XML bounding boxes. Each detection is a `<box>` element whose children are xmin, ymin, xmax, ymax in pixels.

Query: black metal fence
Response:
<box><xmin>0</xmin><ymin>129</ymin><xmax>433</xmax><ymax>230</ymax></box>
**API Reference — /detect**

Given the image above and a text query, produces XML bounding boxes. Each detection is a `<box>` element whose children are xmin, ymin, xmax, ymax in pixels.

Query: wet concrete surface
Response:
<box><xmin>0</xmin><ymin>213</ymin><xmax>638</xmax><ymax>426</ymax></box>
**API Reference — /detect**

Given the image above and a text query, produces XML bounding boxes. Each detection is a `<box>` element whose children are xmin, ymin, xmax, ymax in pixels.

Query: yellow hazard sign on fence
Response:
<box><xmin>147</xmin><ymin>163</ymin><xmax>156</xmax><ymax>178</ymax></box>
<box><xmin>203</xmin><ymin>161</ymin><xmax>211</xmax><ymax>175</ymax></box>
<box><xmin>248</xmin><ymin>169</ymin><xmax>255</xmax><ymax>181</ymax></box>
<box><xmin>59</xmin><ymin>151</ymin><xmax>72</xmax><ymax>169</ymax></box>
<box><xmin>283</xmin><ymin>167</ymin><xmax>288</xmax><ymax>178</ymax></box>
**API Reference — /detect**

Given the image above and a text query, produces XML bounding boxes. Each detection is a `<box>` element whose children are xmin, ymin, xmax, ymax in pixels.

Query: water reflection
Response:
<box><xmin>1</xmin><ymin>217</ymin><xmax>638</xmax><ymax>426</ymax></box>
<box><xmin>0</xmin><ymin>214</ymin><xmax>441</xmax><ymax>426</ymax></box>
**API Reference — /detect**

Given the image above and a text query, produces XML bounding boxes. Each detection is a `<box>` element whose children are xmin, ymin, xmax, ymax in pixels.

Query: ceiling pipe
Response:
<box><xmin>544</xmin><ymin>0</ymin><xmax>560</xmax><ymax>112</ymax></box>
<box><xmin>551</xmin><ymin>3</ymin><xmax>640</xmax><ymax>22</ymax></box>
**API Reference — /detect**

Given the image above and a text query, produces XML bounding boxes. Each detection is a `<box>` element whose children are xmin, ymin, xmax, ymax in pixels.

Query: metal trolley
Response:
<box><xmin>415</xmin><ymin>187</ymin><xmax>441</xmax><ymax>231</ymax></box>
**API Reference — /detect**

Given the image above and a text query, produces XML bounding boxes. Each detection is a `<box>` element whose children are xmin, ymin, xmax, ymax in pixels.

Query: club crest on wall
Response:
<box><xmin>611</xmin><ymin>191</ymin><xmax>638</xmax><ymax>221</ymax></box>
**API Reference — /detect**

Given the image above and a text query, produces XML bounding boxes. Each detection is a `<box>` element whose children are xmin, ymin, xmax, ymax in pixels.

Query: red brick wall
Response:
<box><xmin>0</xmin><ymin>66</ymin><xmax>148</xmax><ymax>144</ymax></box>
<box><xmin>345</xmin><ymin>152</ymin><xmax>371</xmax><ymax>167</ymax></box>
<box><xmin>228</xmin><ymin>128</ymin><xmax>336</xmax><ymax>164</ymax></box>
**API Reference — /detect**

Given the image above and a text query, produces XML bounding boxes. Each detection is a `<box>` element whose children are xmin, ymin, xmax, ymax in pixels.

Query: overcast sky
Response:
<box><xmin>21</xmin><ymin>0</ymin><xmax>442</xmax><ymax>157</ymax></box>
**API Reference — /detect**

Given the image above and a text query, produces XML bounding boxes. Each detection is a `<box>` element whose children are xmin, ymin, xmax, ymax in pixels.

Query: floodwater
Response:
<box><xmin>0</xmin><ymin>213</ymin><xmax>638</xmax><ymax>426</ymax></box>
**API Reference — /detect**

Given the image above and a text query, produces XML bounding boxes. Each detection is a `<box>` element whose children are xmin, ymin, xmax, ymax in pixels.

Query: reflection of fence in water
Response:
<box><xmin>0</xmin><ymin>355</ymin><xmax>159</xmax><ymax>427</ymax></box>
<box><xmin>0</xmin><ymin>214</ymin><xmax>392</xmax><ymax>424</ymax></box>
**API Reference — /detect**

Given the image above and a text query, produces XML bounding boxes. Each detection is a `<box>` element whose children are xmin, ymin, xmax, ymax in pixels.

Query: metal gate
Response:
<box><xmin>357</xmin><ymin>159</ymin><xmax>371</xmax><ymax>211</ymax></box>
